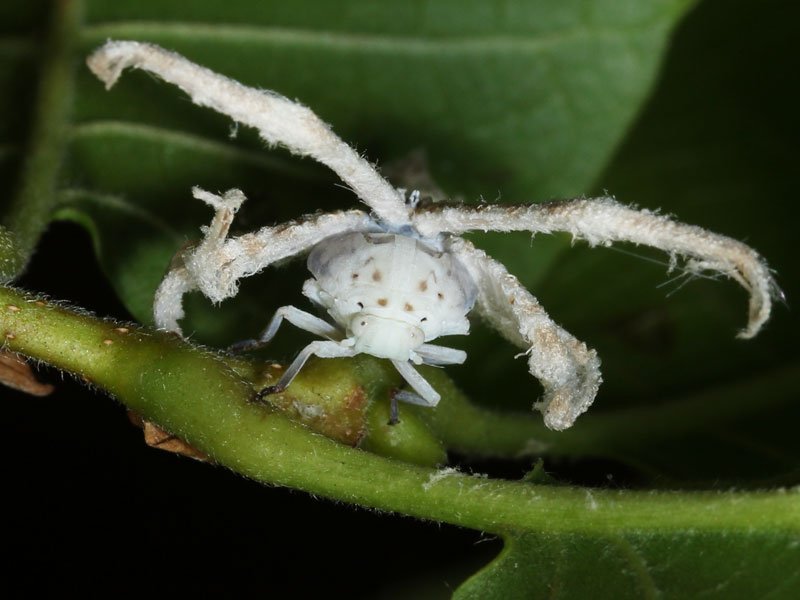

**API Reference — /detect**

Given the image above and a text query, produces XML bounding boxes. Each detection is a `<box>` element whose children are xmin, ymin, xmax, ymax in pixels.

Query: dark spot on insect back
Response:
<box><xmin>372</xmin><ymin>270</ymin><xmax>382</xmax><ymax>282</ymax></box>
<box><xmin>352</xmin><ymin>273</ymin><xmax>359</xmax><ymax>279</ymax></box>
<box><xmin>437</xmin><ymin>292</ymin><xmax>444</xmax><ymax>300</ymax></box>
<box><xmin>378</xmin><ymin>298</ymin><xmax>388</xmax><ymax>306</ymax></box>
<box><xmin>419</xmin><ymin>280</ymin><xmax>428</xmax><ymax>291</ymax></box>
<box><xmin>404</xmin><ymin>303</ymin><xmax>414</xmax><ymax>311</ymax></box>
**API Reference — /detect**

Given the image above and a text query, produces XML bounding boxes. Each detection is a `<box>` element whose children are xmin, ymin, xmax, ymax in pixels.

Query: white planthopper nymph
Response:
<box><xmin>87</xmin><ymin>40</ymin><xmax>780</xmax><ymax>430</ymax></box>
<box><xmin>228</xmin><ymin>206</ymin><xmax>480</xmax><ymax>418</ymax></box>
<box><xmin>305</xmin><ymin>229</ymin><xmax>476</xmax><ymax>364</ymax></box>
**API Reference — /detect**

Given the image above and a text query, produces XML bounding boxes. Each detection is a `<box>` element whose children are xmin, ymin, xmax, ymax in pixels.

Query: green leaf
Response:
<box><xmin>549</xmin><ymin>0</ymin><xmax>800</xmax><ymax>483</ymax></box>
<box><xmin>456</xmin><ymin>530</ymin><xmax>800</xmax><ymax>599</ymax></box>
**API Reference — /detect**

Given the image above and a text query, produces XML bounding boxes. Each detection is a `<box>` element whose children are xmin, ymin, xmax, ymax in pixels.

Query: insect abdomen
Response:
<box><xmin>307</xmin><ymin>232</ymin><xmax>475</xmax><ymax>340</ymax></box>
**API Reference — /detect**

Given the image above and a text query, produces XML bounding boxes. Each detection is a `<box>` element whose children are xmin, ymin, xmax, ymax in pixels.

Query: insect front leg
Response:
<box><xmin>229</xmin><ymin>306</ymin><xmax>342</xmax><ymax>353</ymax></box>
<box><xmin>255</xmin><ymin>340</ymin><xmax>356</xmax><ymax>400</ymax></box>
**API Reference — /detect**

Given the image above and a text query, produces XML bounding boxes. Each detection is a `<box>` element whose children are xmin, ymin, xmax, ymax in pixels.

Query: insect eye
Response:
<box><xmin>357</xmin><ymin>302</ymin><xmax>364</xmax><ymax>309</ymax></box>
<box><xmin>420</xmin><ymin>317</ymin><xmax>428</xmax><ymax>322</ymax></box>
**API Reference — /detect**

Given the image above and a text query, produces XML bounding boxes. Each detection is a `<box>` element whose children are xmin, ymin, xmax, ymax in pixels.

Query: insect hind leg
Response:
<box><xmin>388</xmin><ymin>359</ymin><xmax>441</xmax><ymax>425</ymax></box>
<box><xmin>387</xmin><ymin>390</ymin><xmax>436</xmax><ymax>425</ymax></box>
<box><xmin>393</xmin><ymin>390</ymin><xmax>436</xmax><ymax>407</ymax></box>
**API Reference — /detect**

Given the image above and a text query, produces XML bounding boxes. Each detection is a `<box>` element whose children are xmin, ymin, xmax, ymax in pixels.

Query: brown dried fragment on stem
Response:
<box><xmin>269</xmin><ymin>384</ymin><xmax>369</xmax><ymax>446</ymax></box>
<box><xmin>0</xmin><ymin>350</ymin><xmax>54</xmax><ymax>396</ymax></box>
<box><xmin>127</xmin><ymin>411</ymin><xmax>210</xmax><ymax>462</ymax></box>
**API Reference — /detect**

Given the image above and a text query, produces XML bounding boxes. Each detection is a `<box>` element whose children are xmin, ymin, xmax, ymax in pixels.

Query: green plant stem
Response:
<box><xmin>0</xmin><ymin>0</ymin><xmax>83</xmax><ymax>280</ymax></box>
<box><xmin>2</xmin><ymin>285</ymin><xmax>798</xmax><ymax>536</ymax></box>
<box><xmin>419</xmin><ymin>361</ymin><xmax>800</xmax><ymax>460</ymax></box>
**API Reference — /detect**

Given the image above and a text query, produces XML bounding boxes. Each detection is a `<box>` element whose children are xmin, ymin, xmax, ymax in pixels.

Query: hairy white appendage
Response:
<box><xmin>449</xmin><ymin>238</ymin><xmax>601</xmax><ymax>430</ymax></box>
<box><xmin>87</xmin><ymin>40</ymin><xmax>410</xmax><ymax>226</ymax></box>
<box><xmin>415</xmin><ymin>199</ymin><xmax>779</xmax><ymax>339</ymax></box>
<box><xmin>153</xmin><ymin>188</ymin><xmax>371</xmax><ymax>335</ymax></box>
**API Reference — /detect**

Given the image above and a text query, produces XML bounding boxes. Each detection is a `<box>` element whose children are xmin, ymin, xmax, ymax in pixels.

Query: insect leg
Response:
<box><xmin>255</xmin><ymin>340</ymin><xmax>356</xmax><ymax>400</ymax></box>
<box><xmin>393</xmin><ymin>390</ymin><xmax>437</xmax><ymax>407</ymax></box>
<box><xmin>229</xmin><ymin>306</ymin><xmax>342</xmax><ymax>353</ymax></box>
<box><xmin>415</xmin><ymin>344</ymin><xmax>467</xmax><ymax>366</ymax></box>
<box><xmin>390</xmin><ymin>360</ymin><xmax>441</xmax><ymax>407</ymax></box>
<box><xmin>386</xmin><ymin>390</ymin><xmax>435</xmax><ymax>425</ymax></box>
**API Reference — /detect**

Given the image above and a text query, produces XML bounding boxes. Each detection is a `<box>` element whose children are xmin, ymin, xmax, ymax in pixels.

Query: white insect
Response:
<box><xmin>87</xmin><ymin>41</ymin><xmax>779</xmax><ymax>430</ymax></box>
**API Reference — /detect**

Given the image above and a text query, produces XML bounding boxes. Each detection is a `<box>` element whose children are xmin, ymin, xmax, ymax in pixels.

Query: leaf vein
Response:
<box><xmin>83</xmin><ymin>21</ymin><xmax>658</xmax><ymax>55</ymax></box>
<box><xmin>71</xmin><ymin>120</ymin><xmax>320</xmax><ymax>178</ymax></box>
<box><xmin>59</xmin><ymin>188</ymin><xmax>184</xmax><ymax>242</ymax></box>
<box><xmin>612</xmin><ymin>536</ymin><xmax>661</xmax><ymax>599</ymax></box>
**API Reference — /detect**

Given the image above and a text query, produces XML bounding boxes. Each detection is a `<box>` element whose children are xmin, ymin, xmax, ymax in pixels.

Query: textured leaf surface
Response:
<box><xmin>542</xmin><ymin>0</ymin><xmax>800</xmax><ymax>484</ymax></box>
<box><xmin>456</xmin><ymin>530</ymin><xmax>800</xmax><ymax>599</ymax></box>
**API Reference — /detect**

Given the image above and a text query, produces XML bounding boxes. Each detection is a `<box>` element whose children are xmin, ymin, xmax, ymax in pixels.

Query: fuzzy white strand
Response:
<box><xmin>87</xmin><ymin>40</ymin><xmax>410</xmax><ymax>226</ymax></box>
<box><xmin>449</xmin><ymin>237</ymin><xmax>602</xmax><ymax>430</ymax></box>
<box><xmin>415</xmin><ymin>198</ymin><xmax>778</xmax><ymax>338</ymax></box>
